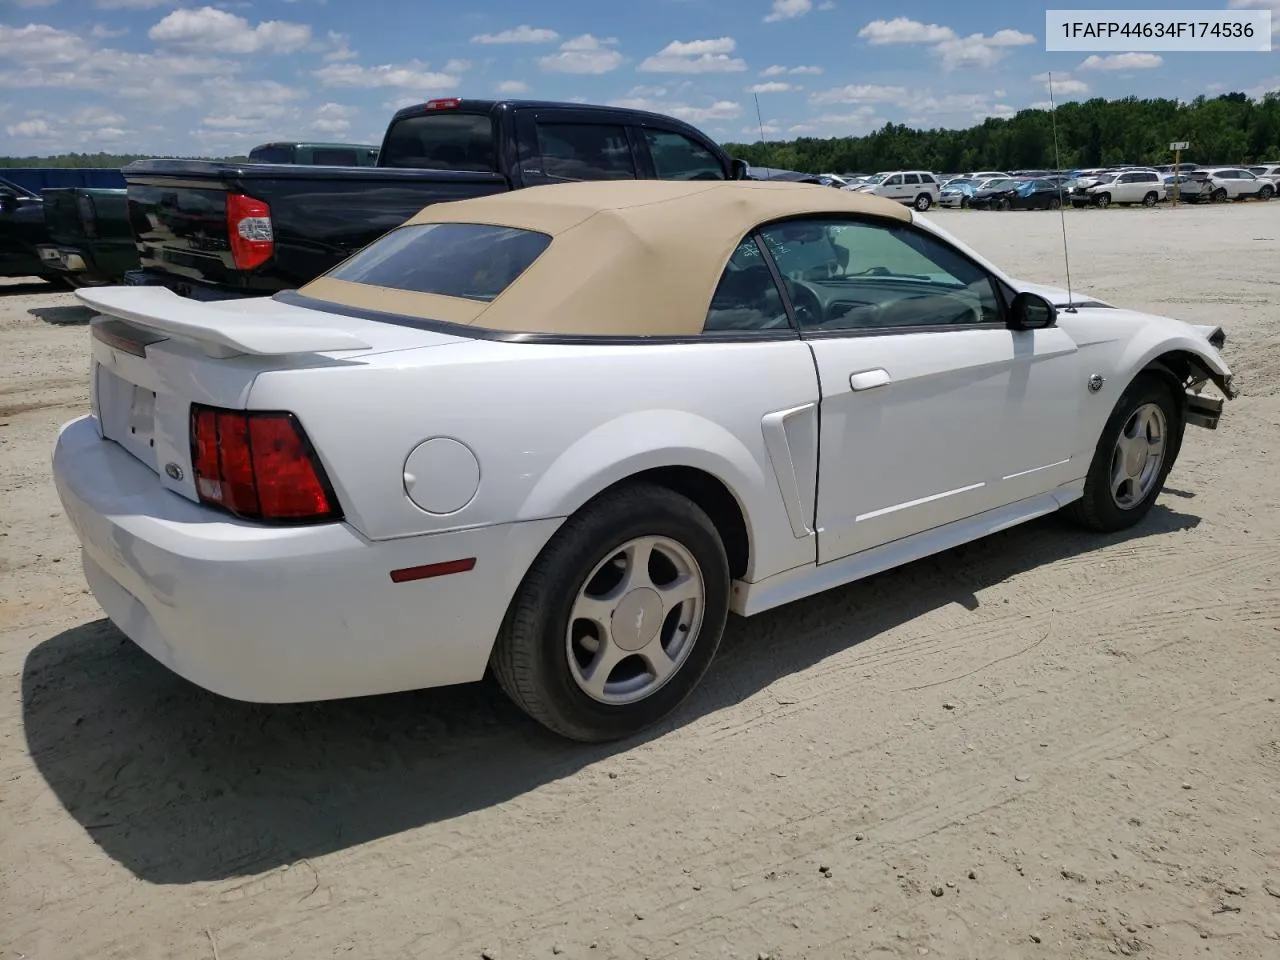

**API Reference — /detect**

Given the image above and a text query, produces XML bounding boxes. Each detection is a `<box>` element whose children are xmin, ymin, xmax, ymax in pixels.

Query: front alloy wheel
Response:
<box><xmin>1067</xmin><ymin>373</ymin><xmax>1182</xmax><ymax>532</ymax></box>
<box><xmin>491</xmin><ymin>482</ymin><xmax>730</xmax><ymax>742</ymax></box>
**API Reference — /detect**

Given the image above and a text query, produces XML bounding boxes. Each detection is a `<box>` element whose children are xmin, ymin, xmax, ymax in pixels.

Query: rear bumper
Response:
<box><xmin>37</xmin><ymin>244</ymin><xmax>87</xmax><ymax>273</ymax></box>
<box><xmin>52</xmin><ymin>415</ymin><xmax>562</xmax><ymax>703</ymax></box>
<box><xmin>121</xmin><ymin>269</ymin><xmax>254</xmax><ymax>302</ymax></box>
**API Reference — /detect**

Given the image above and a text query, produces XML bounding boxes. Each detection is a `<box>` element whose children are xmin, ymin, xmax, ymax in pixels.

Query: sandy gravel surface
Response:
<box><xmin>1</xmin><ymin>204</ymin><xmax>1278</xmax><ymax>960</ymax></box>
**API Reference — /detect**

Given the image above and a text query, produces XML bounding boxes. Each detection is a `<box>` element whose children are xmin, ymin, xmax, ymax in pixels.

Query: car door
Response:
<box><xmin>755</xmin><ymin>215</ymin><xmax>1082</xmax><ymax>563</ymax></box>
<box><xmin>900</xmin><ymin>173</ymin><xmax>920</xmax><ymax>203</ymax></box>
<box><xmin>880</xmin><ymin>173</ymin><xmax>905</xmax><ymax>201</ymax></box>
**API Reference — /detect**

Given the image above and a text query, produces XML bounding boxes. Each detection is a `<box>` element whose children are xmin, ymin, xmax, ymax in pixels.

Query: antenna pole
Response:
<box><xmin>754</xmin><ymin>93</ymin><xmax>772</xmax><ymax>180</ymax></box>
<box><xmin>1047</xmin><ymin>71</ymin><xmax>1076</xmax><ymax>313</ymax></box>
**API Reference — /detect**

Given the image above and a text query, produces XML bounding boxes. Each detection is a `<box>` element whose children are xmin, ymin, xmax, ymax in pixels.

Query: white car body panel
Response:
<box><xmin>52</xmin><ymin>210</ymin><xmax>1235</xmax><ymax>705</ymax></box>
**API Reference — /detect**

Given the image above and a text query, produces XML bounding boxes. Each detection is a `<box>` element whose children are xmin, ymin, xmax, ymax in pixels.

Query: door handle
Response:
<box><xmin>850</xmin><ymin>368</ymin><xmax>891</xmax><ymax>391</ymax></box>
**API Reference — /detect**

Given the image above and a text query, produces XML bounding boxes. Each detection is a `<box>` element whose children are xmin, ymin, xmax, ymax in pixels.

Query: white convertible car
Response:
<box><xmin>52</xmin><ymin>180</ymin><xmax>1236</xmax><ymax>742</ymax></box>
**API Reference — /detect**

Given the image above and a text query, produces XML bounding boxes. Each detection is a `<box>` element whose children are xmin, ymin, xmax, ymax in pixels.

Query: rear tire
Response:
<box><xmin>490</xmin><ymin>482</ymin><xmax>730</xmax><ymax>742</ymax></box>
<box><xmin>1260</xmin><ymin>184</ymin><xmax>1275</xmax><ymax>201</ymax></box>
<box><xmin>913</xmin><ymin>193</ymin><xmax>932</xmax><ymax>211</ymax></box>
<box><xmin>1142</xmin><ymin>191</ymin><xmax>1158</xmax><ymax>207</ymax></box>
<box><xmin>1066</xmin><ymin>373</ymin><xmax>1183</xmax><ymax>533</ymax></box>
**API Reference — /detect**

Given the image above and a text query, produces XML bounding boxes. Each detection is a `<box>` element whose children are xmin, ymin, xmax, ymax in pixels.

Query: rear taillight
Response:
<box><xmin>189</xmin><ymin>405</ymin><xmax>341</xmax><ymax>524</ymax></box>
<box><xmin>424</xmin><ymin>98</ymin><xmax>461</xmax><ymax>110</ymax></box>
<box><xmin>226</xmin><ymin>192</ymin><xmax>274</xmax><ymax>271</ymax></box>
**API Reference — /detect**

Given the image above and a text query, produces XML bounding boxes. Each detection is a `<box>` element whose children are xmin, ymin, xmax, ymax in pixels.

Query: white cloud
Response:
<box><xmin>443</xmin><ymin>59</ymin><xmax>472</xmax><ymax>73</ymax></box>
<box><xmin>810</xmin><ymin>83</ymin><xmax>910</xmax><ymax>104</ymax></box>
<box><xmin>747</xmin><ymin>81</ymin><xmax>795</xmax><ymax>93</ymax></box>
<box><xmin>859</xmin><ymin>18</ymin><xmax>955</xmax><ymax>44</ymax></box>
<box><xmin>933</xmin><ymin>30</ymin><xmax>1036</xmax><ymax>69</ymax></box>
<box><xmin>496</xmin><ymin>79</ymin><xmax>529</xmax><ymax>94</ymax></box>
<box><xmin>785</xmin><ymin>107</ymin><xmax>881</xmax><ymax>136</ymax></box>
<box><xmin>6</xmin><ymin>118</ymin><xmax>55</xmax><ymax>137</ymax></box>
<box><xmin>0</xmin><ymin>23</ymin><xmax>90</xmax><ymax>63</ymax></box>
<box><xmin>311</xmin><ymin>102</ymin><xmax>356</xmax><ymax>135</ymax></box>
<box><xmin>538</xmin><ymin>34</ymin><xmax>623</xmax><ymax>74</ymax></box>
<box><xmin>314</xmin><ymin>59</ymin><xmax>459</xmax><ymax>91</ymax></box>
<box><xmin>1078</xmin><ymin>52</ymin><xmax>1163</xmax><ymax>70</ymax></box>
<box><xmin>90</xmin><ymin>23</ymin><xmax>129</xmax><ymax>39</ymax></box>
<box><xmin>610</xmin><ymin>88</ymin><xmax>742</xmax><ymax>124</ymax></box>
<box><xmin>639</xmin><ymin>37</ymin><xmax>747</xmax><ymax>74</ymax></box>
<box><xmin>94</xmin><ymin>0</ymin><xmax>175</xmax><ymax>7</ymax></box>
<box><xmin>762</xmin><ymin>64</ymin><xmax>822</xmax><ymax>76</ymax></box>
<box><xmin>857</xmin><ymin>18</ymin><xmax>1034</xmax><ymax>69</ymax></box>
<box><xmin>471</xmin><ymin>25</ymin><xmax>559</xmax><ymax>44</ymax></box>
<box><xmin>764</xmin><ymin>0</ymin><xmax>811</xmax><ymax>23</ymax></box>
<box><xmin>149</xmin><ymin>6</ymin><xmax>311</xmax><ymax>55</ymax></box>
<box><xmin>1033</xmin><ymin>72</ymin><xmax>1090</xmax><ymax>95</ymax></box>
<box><xmin>1228</xmin><ymin>0</ymin><xmax>1280</xmax><ymax>36</ymax></box>
<box><xmin>324</xmin><ymin>30</ymin><xmax>356</xmax><ymax>62</ymax></box>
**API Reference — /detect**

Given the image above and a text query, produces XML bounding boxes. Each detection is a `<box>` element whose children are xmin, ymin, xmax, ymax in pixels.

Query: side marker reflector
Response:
<box><xmin>390</xmin><ymin>557</ymin><xmax>477</xmax><ymax>583</ymax></box>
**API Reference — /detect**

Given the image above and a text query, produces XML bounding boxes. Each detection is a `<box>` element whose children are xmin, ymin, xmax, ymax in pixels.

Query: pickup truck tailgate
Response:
<box><xmin>128</xmin><ymin>182</ymin><xmax>237</xmax><ymax>285</ymax></box>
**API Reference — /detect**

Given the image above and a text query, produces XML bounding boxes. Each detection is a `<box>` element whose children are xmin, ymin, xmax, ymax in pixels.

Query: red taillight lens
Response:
<box><xmin>189</xmin><ymin>405</ymin><xmax>341</xmax><ymax>524</ymax></box>
<box><xmin>424</xmin><ymin>98</ymin><xmax>461</xmax><ymax>110</ymax></box>
<box><xmin>226</xmin><ymin>192</ymin><xmax>274</xmax><ymax>271</ymax></box>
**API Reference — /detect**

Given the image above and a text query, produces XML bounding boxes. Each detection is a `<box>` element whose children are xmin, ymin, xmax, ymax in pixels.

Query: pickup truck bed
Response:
<box><xmin>126</xmin><ymin>162</ymin><xmax>508</xmax><ymax>299</ymax></box>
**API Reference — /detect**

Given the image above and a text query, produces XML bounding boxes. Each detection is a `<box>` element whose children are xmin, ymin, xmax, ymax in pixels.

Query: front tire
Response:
<box><xmin>1066</xmin><ymin>373</ymin><xmax>1182</xmax><ymax>533</ymax></box>
<box><xmin>1094</xmin><ymin>192</ymin><xmax>1111</xmax><ymax>208</ymax></box>
<box><xmin>490</xmin><ymin>482</ymin><xmax>730</xmax><ymax>742</ymax></box>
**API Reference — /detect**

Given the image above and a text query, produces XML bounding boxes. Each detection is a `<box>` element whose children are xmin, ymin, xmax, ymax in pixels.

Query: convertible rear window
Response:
<box><xmin>325</xmin><ymin>222</ymin><xmax>551</xmax><ymax>302</ymax></box>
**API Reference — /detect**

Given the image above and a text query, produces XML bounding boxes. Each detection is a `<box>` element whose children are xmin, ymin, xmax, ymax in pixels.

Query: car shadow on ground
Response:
<box><xmin>22</xmin><ymin>505</ymin><xmax>1200</xmax><ymax>885</ymax></box>
<box><xmin>28</xmin><ymin>304</ymin><xmax>94</xmax><ymax>325</ymax></box>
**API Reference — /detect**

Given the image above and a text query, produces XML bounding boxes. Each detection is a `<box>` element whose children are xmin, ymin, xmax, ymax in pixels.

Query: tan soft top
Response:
<box><xmin>299</xmin><ymin>179</ymin><xmax>914</xmax><ymax>338</ymax></box>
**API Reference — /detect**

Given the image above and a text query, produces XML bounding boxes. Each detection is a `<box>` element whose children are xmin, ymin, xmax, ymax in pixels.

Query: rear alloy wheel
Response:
<box><xmin>1066</xmin><ymin>373</ymin><xmax>1182</xmax><ymax>533</ymax></box>
<box><xmin>1258</xmin><ymin>185</ymin><xmax>1274</xmax><ymax>201</ymax></box>
<box><xmin>1142</xmin><ymin>191</ymin><xmax>1158</xmax><ymax>207</ymax></box>
<box><xmin>1094</xmin><ymin>192</ymin><xmax>1111</xmax><ymax>209</ymax></box>
<box><xmin>490</xmin><ymin>483</ymin><xmax>730</xmax><ymax>742</ymax></box>
<box><xmin>914</xmin><ymin>193</ymin><xmax>933</xmax><ymax>211</ymax></box>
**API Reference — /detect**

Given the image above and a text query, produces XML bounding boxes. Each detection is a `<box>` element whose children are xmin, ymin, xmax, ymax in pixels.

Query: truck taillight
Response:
<box><xmin>226</xmin><ymin>192</ymin><xmax>274</xmax><ymax>271</ymax></box>
<box><xmin>189</xmin><ymin>405</ymin><xmax>342</xmax><ymax>524</ymax></box>
<box><xmin>424</xmin><ymin>98</ymin><xmax>461</xmax><ymax>110</ymax></box>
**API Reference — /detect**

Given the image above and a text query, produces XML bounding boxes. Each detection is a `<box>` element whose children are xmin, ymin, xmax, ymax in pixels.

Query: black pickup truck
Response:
<box><xmin>122</xmin><ymin>98</ymin><xmax>747</xmax><ymax>299</ymax></box>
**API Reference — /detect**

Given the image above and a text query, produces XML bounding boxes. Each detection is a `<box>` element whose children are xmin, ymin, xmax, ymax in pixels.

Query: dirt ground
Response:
<box><xmin>1</xmin><ymin>204</ymin><xmax>1278</xmax><ymax>960</ymax></box>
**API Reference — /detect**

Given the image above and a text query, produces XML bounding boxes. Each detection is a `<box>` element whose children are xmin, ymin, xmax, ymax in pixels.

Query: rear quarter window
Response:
<box><xmin>325</xmin><ymin>223</ymin><xmax>551</xmax><ymax>302</ymax></box>
<box><xmin>381</xmin><ymin>114</ymin><xmax>496</xmax><ymax>172</ymax></box>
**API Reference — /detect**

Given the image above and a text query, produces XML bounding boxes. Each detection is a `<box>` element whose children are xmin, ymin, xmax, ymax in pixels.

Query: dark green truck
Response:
<box><xmin>36</xmin><ymin>187</ymin><xmax>140</xmax><ymax>287</ymax></box>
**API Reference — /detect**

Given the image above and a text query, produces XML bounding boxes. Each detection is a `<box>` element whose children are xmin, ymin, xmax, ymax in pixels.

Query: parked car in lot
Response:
<box><xmin>1199</xmin><ymin>167</ymin><xmax>1274</xmax><ymax>202</ymax></box>
<box><xmin>1081</xmin><ymin>169</ymin><xmax>1165</xmax><ymax>208</ymax></box>
<box><xmin>54</xmin><ymin>179</ymin><xmax>1236</xmax><ymax>742</ymax></box>
<box><xmin>120</xmin><ymin>97</ymin><xmax>748</xmax><ymax>300</ymax></box>
<box><xmin>854</xmin><ymin>170</ymin><xmax>941</xmax><ymax>210</ymax></box>
<box><xmin>248</xmin><ymin>142</ymin><xmax>380</xmax><ymax>166</ymax></box>
<box><xmin>938</xmin><ymin>179</ymin><xmax>979</xmax><ymax>208</ymax></box>
<box><xmin>965</xmin><ymin>177</ymin><xmax>1022</xmax><ymax>209</ymax></box>
<box><xmin>0</xmin><ymin>177</ymin><xmax>56</xmax><ymax>282</ymax></box>
<box><xmin>971</xmin><ymin>178</ymin><xmax>1067</xmax><ymax>211</ymax></box>
<box><xmin>1165</xmin><ymin>171</ymin><xmax>1211</xmax><ymax>202</ymax></box>
<box><xmin>1248</xmin><ymin>163</ymin><xmax>1280</xmax><ymax>188</ymax></box>
<box><xmin>36</xmin><ymin>186</ymin><xmax>140</xmax><ymax>286</ymax></box>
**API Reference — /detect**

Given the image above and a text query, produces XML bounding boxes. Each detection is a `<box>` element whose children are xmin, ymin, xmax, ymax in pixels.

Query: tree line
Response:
<box><xmin>723</xmin><ymin>92</ymin><xmax>1280</xmax><ymax>174</ymax></box>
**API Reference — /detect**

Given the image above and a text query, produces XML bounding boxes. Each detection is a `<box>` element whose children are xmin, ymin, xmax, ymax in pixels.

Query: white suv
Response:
<box><xmin>1084</xmin><ymin>169</ymin><xmax>1166</xmax><ymax>208</ymax></box>
<box><xmin>856</xmin><ymin>170</ymin><xmax>942</xmax><ymax>211</ymax></box>
<box><xmin>1202</xmin><ymin>167</ymin><xmax>1275</xmax><ymax>202</ymax></box>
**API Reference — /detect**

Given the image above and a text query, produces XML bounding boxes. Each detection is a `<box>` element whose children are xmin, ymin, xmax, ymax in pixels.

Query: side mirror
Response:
<box><xmin>1009</xmin><ymin>291</ymin><xmax>1057</xmax><ymax>330</ymax></box>
<box><xmin>730</xmin><ymin>158</ymin><xmax>750</xmax><ymax>181</ymax></box>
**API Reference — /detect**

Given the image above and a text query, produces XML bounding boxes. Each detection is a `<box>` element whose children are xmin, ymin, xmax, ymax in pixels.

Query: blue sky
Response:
<box><xmin>1</xmin><ymin>0</ymin><xmax>1277</xmax><ymax>155</ymax></box>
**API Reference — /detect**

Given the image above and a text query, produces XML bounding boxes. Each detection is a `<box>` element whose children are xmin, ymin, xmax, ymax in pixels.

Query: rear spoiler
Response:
<box><xmin>76</xmin><ymin>286</ymin><xmax>373</xmax><ymax>358</ymax></box>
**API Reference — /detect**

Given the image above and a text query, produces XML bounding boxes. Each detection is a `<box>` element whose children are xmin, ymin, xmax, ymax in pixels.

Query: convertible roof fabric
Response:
<box><xmin>298</xmin><ymin>179</ymin><xmax>913</xmax><ymax>337</ymax></box>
